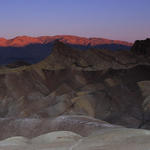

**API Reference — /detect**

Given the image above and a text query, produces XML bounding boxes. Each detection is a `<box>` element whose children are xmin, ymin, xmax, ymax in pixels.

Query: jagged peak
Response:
<box><xmin>52</xmin><ymin>39</ymin><xmax>73</xmax><ymax>51</ymax></box>
<box><xmin>53</xmin><ymin>39</ymin><xmax>67</xmax><ymax>48</ymax></box>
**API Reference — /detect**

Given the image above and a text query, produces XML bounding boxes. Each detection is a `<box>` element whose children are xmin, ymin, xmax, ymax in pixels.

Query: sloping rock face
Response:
<box><xmin>1</xmin><ymin>127</ymin><xmax>150</xmax><ymax>150</ymax></box>
<box><xmin>0</xmin><ymin>40</ymin><xmax>150</xmax><ymax>149</ymax></box>
<box><xmin>0</xmin><ymin>115</ymin><xmax>119</xmax><ymax>140</ymax></box>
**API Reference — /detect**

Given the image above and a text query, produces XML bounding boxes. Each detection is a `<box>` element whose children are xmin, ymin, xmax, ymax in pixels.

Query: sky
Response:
<box><xmin>0</xmin><ymin>0</ymin><xmax>150</xmax><ymax>42</ymax></box>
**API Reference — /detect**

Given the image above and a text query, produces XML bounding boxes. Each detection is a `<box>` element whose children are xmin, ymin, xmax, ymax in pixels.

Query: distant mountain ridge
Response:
<box><xmin>0</xmin><ymin>35</ymin><xmax>133</xmax><ymax>65</ymax></box>
<box><xmin>0</xmin><ymin>35</ymin><xmax>132</xmax><ymax>47</ymax></box>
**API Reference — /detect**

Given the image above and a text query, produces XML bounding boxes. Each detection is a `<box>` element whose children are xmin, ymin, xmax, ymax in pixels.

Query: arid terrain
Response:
<box><xmin>0</xmin><ymin>38</ymin><xmax>150</xmax><ymax>149</ymax></box>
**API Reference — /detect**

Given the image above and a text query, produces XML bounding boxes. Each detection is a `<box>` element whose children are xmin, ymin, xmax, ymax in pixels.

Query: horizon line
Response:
<box><xmin>0</xmin><ymin>34</ymin><xmax>133</xmax><ymax>43</ymax></box>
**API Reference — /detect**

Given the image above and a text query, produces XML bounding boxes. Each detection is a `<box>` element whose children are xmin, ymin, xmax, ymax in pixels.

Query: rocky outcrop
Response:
<box><xmin>131</xmin><ymin>38</ymin><xmax>150</xmax><ymax>55</ymax></box>
<box><xmin>0</xmin><ymin>67</ymin><xmax>148</xmax><ymax>128</ymax></box>
<box><xmin>138</xmin><ymin>81</ymin><xmax>150</xmax><ymax>128</ymax></box>
<box><xmin>0</xmin><ymin>41</ymin><xmax>149</xmax><ymax>128</ymax></box>
<box><xmin>4</xmin><ymin>40</ymin><xmax>146</xmax><ymax>71</ymax></box>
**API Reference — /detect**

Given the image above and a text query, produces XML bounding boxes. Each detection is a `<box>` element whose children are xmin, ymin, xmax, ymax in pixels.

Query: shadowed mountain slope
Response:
<box><xmin>131</xmin><ymin>38</ymin><xmax>150</xmax><ymax>55</ymax></box>
<box><xmin>0</xmin><ymin>35</ymin><xmax>132</xmax><ymax>65</ymax></box>
<box><xmin>0</xmin><ymin>35</ymin><xmax>132</xmax><ymax>47</ymax></box>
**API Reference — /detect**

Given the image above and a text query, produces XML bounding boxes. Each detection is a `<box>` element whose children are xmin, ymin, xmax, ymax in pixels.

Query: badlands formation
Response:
<box><xmin>0</xmin><ymin>39</ymin><xmax>150</xmax><ymax>149</ymax></box>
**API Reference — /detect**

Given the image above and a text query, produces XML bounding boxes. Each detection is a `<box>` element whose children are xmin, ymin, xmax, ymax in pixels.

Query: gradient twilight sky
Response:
<box><xmin>0</xmin><ymin>0</ymin><xmax>150</xmax><ymax>42</ymax></box>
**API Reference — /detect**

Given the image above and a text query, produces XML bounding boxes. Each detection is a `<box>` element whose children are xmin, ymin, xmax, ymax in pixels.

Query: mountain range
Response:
<box><xmin>0</xmin><ymin>35</ymin><xmax>132</xmax><ymax>65</ymax></box>
<box><xmin>0</xmin><ymin>35</ymin><xmax>132</xmax><ymax>47</ymax></box>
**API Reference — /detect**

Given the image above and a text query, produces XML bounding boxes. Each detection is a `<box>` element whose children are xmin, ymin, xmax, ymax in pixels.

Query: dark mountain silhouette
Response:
<box><xmin>0</xmin><ymin>42</ymin><xmax>53</xmax><ymax>65</ymax></box>
<box><xmin>131</xmin><ymin>38</ymin><xmax>150</xmax><ymax>55</ymax></box>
